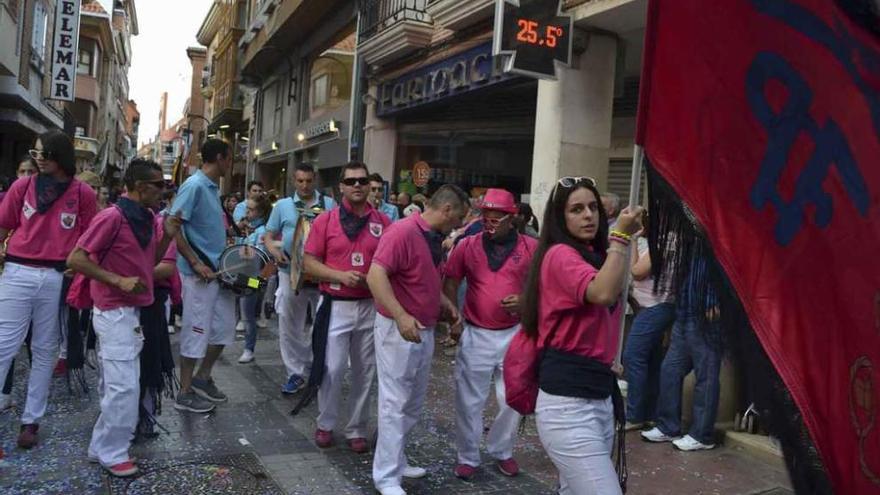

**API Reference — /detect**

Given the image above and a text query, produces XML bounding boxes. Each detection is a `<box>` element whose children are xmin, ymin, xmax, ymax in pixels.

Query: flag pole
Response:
<box><xmin>614</xmin><ymin>144</ymin><xmax>644</xmax><ymax>367</ymax></box>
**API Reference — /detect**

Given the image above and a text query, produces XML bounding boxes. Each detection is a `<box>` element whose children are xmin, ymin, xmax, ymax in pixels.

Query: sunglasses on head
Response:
<box><xmin>553</xmin><ymin>176</ymin><xmax>598</xmax><ymax>201</ymax></box>
<box><xmin>28</xmin><ymin>149</ymin><xmax>50</xmax><ymax>161</ymax></box>
<box><xmin>342</xmin><ymin>177</ymin><xmax>369</xmax><ymax>186</ymax></box>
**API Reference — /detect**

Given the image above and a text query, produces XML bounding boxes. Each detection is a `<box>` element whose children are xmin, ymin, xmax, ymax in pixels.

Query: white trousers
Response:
<box><xmin>455</xmin><ymin>324</ymin><xmax>521</xmax><ymax>467</ymax></box>
<box><xmin>316</xmin><ymin>298</ymin><xmax>376</xmax><ymax>439</ymax></box>
<box><xmin>179</xmin><ymin>275</ymin><xmax>236</xmax><ymax>359</ymax></box>
<box><xmin>372</xmin><ymin>313</ymin><xmax>435</xmax><ymax>489</ymax></box>
<box><xmin>0</xmin><ymin>263</ymin><xmax>63</xmax><ymax>424</ymax></box>
<box><xmin>88</xmin><ymin>307</ymin><xmax>143</xmax><ymax>467</ymax></box>
<box><xmin>276</xmin><ymin>272</ymin><xmax>319</xmax><ymax>378</ymax></box>
<box><xmin>536</xmin><ymin>390</ymin><xmax>621</xmax><ymax>495</ymax></box>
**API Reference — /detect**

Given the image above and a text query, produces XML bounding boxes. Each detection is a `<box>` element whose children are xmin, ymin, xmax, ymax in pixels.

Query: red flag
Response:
<box><xmin>638</xmin><ymin>0</ymin><xmax>879</xmax><ymax>492</ymax></box>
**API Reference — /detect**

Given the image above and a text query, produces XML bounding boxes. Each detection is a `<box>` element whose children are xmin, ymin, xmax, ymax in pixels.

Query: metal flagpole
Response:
<box><xmin>614</xmin><ymin>144</ymin><xmax>645</xmax><ymax>367</ymax></box>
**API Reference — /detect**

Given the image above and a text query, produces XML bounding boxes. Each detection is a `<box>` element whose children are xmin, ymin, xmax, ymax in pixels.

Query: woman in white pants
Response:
<box><xmin>519</xmin><ymin>177</ymin><xmax>643</xmax><ymax>494</ymax></box>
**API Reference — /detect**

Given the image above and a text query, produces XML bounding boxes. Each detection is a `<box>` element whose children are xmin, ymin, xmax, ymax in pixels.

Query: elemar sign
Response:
<box><xmin>377</xmin><ymin>43</ymin><xmax>515</xmax><ymax>117</ymax></box>
<box><xmin>50</xmin><ymin>0</ymin><xmax>81</xmax><ymax>102</ymax></box>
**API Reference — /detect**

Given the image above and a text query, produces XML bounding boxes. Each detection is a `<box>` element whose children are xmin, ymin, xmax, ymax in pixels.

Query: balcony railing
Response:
<box><xmin>215</xmin><ymin>81</ymin><xmax>243</xmax><ymax>113</ymax></box>
<box><xmin>358</xmin><ymin>0</ymin><xmax>430</xmax><ymax>42</ymax></box>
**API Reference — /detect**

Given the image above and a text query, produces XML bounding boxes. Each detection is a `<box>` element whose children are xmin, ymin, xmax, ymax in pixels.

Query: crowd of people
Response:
<box><xmin>0</xmin><ymin>132</ymin><xmax>725</xmax><ymax>495</ymax></box>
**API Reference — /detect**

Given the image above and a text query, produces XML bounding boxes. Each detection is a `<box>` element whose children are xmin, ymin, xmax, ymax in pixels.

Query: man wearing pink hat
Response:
<box><xmin>443</xmin><ymin>188</ymin><xmax>537</xmax><ymax>480</ymax></box>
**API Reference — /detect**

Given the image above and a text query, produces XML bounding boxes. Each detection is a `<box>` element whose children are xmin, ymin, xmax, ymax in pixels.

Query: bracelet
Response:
<box><xmin>610</xmin><ymin>230</ymin><xmax>632</xmax><ymax>241</ymax></box>
<box><xmin>609</xmin><ymin>236</ymin><xmax>630</xmax><ymax>246</ymax></box>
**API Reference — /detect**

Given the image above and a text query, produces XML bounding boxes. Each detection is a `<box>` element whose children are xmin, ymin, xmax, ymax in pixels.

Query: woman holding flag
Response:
<box><xmin>519</xmin><ymin>176</ymin><xmax>642</xmax><ymax>494</ymax></box>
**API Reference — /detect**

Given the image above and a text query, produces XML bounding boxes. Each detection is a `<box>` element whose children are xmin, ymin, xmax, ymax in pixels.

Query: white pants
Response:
<box><xmin>0</xmin><ymin>263</ymin><xmax>63</xmax><ymax>424</ymax></box>
<box><xmin>88</xmin><ymin>307</ymin><xmax>143</xmax><ymax>467</ymax></box>
<box><xmin>179</xmin><ymin>275</ymin><xmax>236</xmax><ymax>359</ymax></box>
<box><xmin>276</xmin><ymin>272</ymin><xmax>319</xmax><ymax>378</ymax></box>
<box><xmin>536</xmin><ymin>390</ymin><xmax>621</xmax><ymax>495</ymax></box>
<box><xmin>372</xmin><ymin>313</ymin><xmax>435</xmax><ymax>489</ymax></box>
<box><xmin>455</xmin><ymin>324</ymin><xmax>521</xmax><ymax>467</ymax></box>
<box><xmin>316</xmin><ymin>298</ymin><xmax>376</xmax><ymax>439</ymax></box>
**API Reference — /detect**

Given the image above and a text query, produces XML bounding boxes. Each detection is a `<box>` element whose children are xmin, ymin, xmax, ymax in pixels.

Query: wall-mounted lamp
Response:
<box><xmin>329</xmin><ymin>120</ymin><xmax>338</xmax><ymax>133</ymax></box>
<box><xmin>254</xmin><ymin>148</ymin><xmax>261</xmax><ymax>157</ymax></box>
<box><xmin>297</xmin><ymin>133</ymin><xmax>306</xmax><ymax>142</ymax></box>
<box><xmin>272</xmin><ymin>141</ymin><xmax>279</xmax><ymax>151</ymax></box>
<box><xmin>219</xmin><ymin>124</ymin><xmax>230</xmax><ymax>130</ymax></box>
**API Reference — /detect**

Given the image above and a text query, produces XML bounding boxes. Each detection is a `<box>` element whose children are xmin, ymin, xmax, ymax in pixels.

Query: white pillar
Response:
<box><xmin>529</xmin><ymin>33</ymin><xmax>617</xmax><ymax>221</ymax></box>
<box><xmin>363</xmin><ymin>83</ymin><xmax>398</xmax><ymax>187</ymax></box>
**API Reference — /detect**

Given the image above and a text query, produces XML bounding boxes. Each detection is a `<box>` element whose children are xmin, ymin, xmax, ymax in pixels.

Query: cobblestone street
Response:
<box><xmin>1</xmin><ymin>320</ymin><xmax>793</xmax><ymax>494</ymax></box>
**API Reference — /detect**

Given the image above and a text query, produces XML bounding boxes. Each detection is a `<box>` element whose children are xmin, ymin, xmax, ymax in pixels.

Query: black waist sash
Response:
<box><xmin>5</xmin><ymin>254</ymin><xmax>66</xmax><ymax>271</ymax></box>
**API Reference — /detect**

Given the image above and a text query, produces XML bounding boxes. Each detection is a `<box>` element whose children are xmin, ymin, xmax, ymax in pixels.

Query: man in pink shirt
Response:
<box><xmin>443</xmin><ymin>188</ymin><xmax>537</xmax><ymax>480</ymax></box>
<box><xmin>67</xmin><ymin>159</ymin><xmax>180</xmax><ymax>478</ymax></box>
<box><xmin>0</xmin><ymin>131</ymin><xmax>97</xmax><ymax>449</ymax></box>
<box><xmin>367</xmin><ymin>184</ymin><xmax>469</xmax><ymax>495</ymax></box>
<box><xmin>298</xmin><ymin>162</ymin><xmax>391</xmax><ymax>454</ymax></box>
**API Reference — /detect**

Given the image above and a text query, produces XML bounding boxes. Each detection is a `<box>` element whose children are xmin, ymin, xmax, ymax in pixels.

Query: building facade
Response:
<box><xmin>0</xmin><ymin>0</ymin><xmax>67</xmax><ymax>178</ymax></box>
<box><xmin>238</xmin><ymin>0</ymin><xmax>357</xmax><ymax>197</ymax></box>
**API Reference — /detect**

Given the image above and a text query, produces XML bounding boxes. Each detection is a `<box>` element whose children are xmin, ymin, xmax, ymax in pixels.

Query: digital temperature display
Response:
<box><xmin>493</xmin><ymin>0</ymin><xmax>573</xmax><ymax>80</ymax></box>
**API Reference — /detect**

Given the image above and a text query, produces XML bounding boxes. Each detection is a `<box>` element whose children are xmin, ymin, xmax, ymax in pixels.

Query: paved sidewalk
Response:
<box><xmin>0</xmin><ymin>318</ymin><xmax>793</xmax><ymax>494</ymax></box>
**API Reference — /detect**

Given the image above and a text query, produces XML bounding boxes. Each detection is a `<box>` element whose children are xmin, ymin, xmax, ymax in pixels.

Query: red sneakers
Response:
<box><xmin>497</xmin><ymin>458</ymin><xmax>520</xmax><ymax>477</ymax></box>
<box><xmin>315</xmin><ymin>429</ymin><xmax>333</xmax><ymax>448</ymax></box>
<box><xmin>17</xmin><ymin>424</ymin><xmax>39</xmax><ymax>449</ymax></box>
<box><xmin>454</xmin><ymin>464</ymin><xmax>477</xmax><ymax>480</ymax></box>
<box><xmin>347</xmin><ymin>437</ymin><xmax>368</xmax><ymax>454</ymax></box>
<box><xmin>53</xmin><ymin>358</ymin><xmax>67</xmax><ymax>377</ymax></box>
<box><xmin>106</xmin><ymin>460</ymin><xmax>139</xmax><ymax>477</ymax></box>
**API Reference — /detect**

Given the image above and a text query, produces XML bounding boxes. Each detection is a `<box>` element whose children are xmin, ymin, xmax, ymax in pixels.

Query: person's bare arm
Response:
<box><xmin>67</xmin><ymin>247</ymin><xmax>145</xmax><ymax>294</ymax></box>
<box><xmin>154</xmin><ymin>261</ymin><xmax>175</xmax><ymax>281</ymax></box>
<box><xmin>367</xmin><ymin>264</ymin><xmax>424</xmax><ymax>343</ymax></box>
<box><xmin>585</xmin><ymin>206</ymin><xmax>645</xmax><ymax>306</ymax></box>
<box><xmin>632</xmin><ymin>248</ymin><xmax>652</xmax><ymax>281</ymax></box>
<box><xmin>173</xmin><ymin>230</ymin><xmax>215</xmax><ymax>280</ymax></box>
<box><xmin>264</xmin><ymin>230</ymin><xmax>289</xmax><ymax>264</ymax></box>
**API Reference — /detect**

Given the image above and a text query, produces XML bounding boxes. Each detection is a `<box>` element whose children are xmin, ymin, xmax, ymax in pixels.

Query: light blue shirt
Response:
<box><xmin>266</xmin><ymin>192</ymin><xmax>336</xmax><ymax>273</ymax></box>
<box><xmin>233</xmin><ymin>201</ymin><xmax>247</xmax><ymax>223</ymax></box>
<box><xmin>379</xmin><ymin>201</ymin><xmax>400</xmax><ymax>222</ymax></box>
<box><xmin>169</xmin><ymin>170</ymin><xmax>226</xmax><ymax>276</ymax></box>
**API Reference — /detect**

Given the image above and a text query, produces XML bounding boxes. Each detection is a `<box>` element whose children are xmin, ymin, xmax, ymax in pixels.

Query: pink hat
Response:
<box><xmin>479</xmin><ymin>188</ymin><xmax>518</xmax><ymax>214</ymax></box>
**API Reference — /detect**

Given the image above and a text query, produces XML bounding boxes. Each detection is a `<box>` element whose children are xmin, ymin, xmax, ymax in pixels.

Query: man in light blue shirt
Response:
<box><xmin>169</xmin><ymin>138</ymin><xmax>237</xmax><ymax>414</ymax></box>
<box><xmin>232</xmin><ymin>180</ymin><xmax>264</xmax><ymax>224</ymax></box>
<box><xmin>368</xmin><ymin>173</ymin><xmax>399</xmax><ymax>222</ymax></box>
<box><xmin>265</xmin><ymin>163</ymin><xmax>336</xmax><ymax>394</ymax></box>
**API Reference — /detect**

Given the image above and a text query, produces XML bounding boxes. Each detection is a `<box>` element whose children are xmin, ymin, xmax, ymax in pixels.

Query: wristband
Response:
<box><xmin>610</xmin><ymin>230</ymin><xmax>632</xmax><ymax>241</ymax></box>
<box><xmin>609</xmin><ymin>236</ymin><xmax>630</xmax><ymax>246</ymax></box>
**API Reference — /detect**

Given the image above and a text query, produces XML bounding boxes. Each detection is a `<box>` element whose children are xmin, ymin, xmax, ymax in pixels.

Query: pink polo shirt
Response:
<box><xmin>77</xmin><ymin>206</ymin><xmax>156</xmax><ymax>310</ymax></box>
<box><xmin>537</xmin><ymin>244</ymin><xmax>619</xmax><ymax>366</ymax></box>
<box><xmin>153</xmin><ymin>214</ymin><xmax>178</xmax><ymax>290</ymax></box>
<box><xmin>444</xmin><ymin>233</ymin><xmax>537</xmax><ymax>330</ymax></box>
<box><xmin>304</xmin><ymin>201</ymin><xmax>391</xmax><ymax>299</ymax></box>
<box><xmin>372</xmin><ymin>213</ymin><xmax>442</xmax><ymax>327</ymax></box>
<box><xmin>0</xmin><ymin>177</ymin><xmax>97</xmax><ymax>263</ymax></box>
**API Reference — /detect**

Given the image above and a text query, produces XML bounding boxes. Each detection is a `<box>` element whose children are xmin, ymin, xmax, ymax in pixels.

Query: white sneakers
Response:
<box><xmin>235</xmin><ymin>320</ymin><xmax>246</xmax><ymax>332</ymax></box>
<box><xmin>640</xmin><ymin>427</ymin><xmax>680</xmax><ymax>443</ymax></box>
<box><xmin>641</xmin><ymin>428</ymin><xmax>716</xmax><ymax>451</ymax></box>
<box><xmin>257</xmin><ymin>318</ymin><xmax>269</xmax><ymax>329</ymax></box>
<box><xmin>673</xmin><ymin>435</ymin><xmax>716</xmax><ymax>451</ymax></box>
<box><xmin>402</xmin><ymin>465</ymin><xmax>427</xmax><ymax>478</ymax></box>
<box><xmin>0</xmin><ymin>393</ymin><xmax>14</xmax><ymax>411</ymax></box>
<box><xmin>377</xmin><ymin>487</ymin><xmax>407</xmax><ymax>495</ymax></box>
<box><xmin>238</xmin><ymin>350</ymin><xmax>254</xmax><ymax>364</ymax></box>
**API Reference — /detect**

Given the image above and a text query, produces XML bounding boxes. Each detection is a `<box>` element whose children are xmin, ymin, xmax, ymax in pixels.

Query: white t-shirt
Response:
<box><xmin>631</xmin><ymin>238</ymin><xmax>674</xmax><ymax>308</ymax></box>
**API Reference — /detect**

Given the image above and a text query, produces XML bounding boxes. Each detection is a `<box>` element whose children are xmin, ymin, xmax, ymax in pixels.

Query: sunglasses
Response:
<box><xmin>341</xmin><ymin>177</ymin><xmax>370</xmax><ymax>186</ymax></box>
<box><xmin>553</xmin><ymin>176</ymin><xmax>597</xmax><ymax>201</ymax></box>
<box><xmin>28</xmin><ymin>149</ymin><xmax>50</xmax><ymax>160</ymax></box>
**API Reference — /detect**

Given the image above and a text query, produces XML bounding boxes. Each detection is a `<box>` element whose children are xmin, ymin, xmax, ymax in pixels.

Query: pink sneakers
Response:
<box><xmin>454</xmin><ymin>464</ymin><xmax>477</xmax><ymax>480</ymax></box>
<box><xmin>497</xmin><ymin>458</ymin><xmax>520</xmax><ymax>477</ymax></box>
<box><xmin>347</xmin><ymin>437</ymin><xmax>368</xmax><ymax>454</ymax></box>
<box><xmin>106</xmin><ymin>460</ymin><xmax>139</xmax><ymax>477</ymax></box>
<box><xmin>315</xmin><ymin>429</ymin><xmax>333</xmax><ymax>448</ymax></box>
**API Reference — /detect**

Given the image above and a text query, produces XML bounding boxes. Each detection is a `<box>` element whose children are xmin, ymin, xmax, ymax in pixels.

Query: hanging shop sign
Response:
<box><xmin>412</xmin><ymin>161</ymin><xmax>431</xmax><ymax>188</ymax></box>
<box><xmin>50</xmin><ymin>0</ymin><xmax>82</xmax><ymax>101</ymax></box>
<box><xmin>493</xmin><ymin>0</ymin><xmax>573</xmax><ymax>80</ymax></box>
<box><xmin>377</xmin><ymin>43</ymin><xmax>515</xmax><ymax>117</ymax></box>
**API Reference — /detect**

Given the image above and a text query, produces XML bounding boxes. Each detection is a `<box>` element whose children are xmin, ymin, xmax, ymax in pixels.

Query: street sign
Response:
<box><xmin>50</xmin><ymin>0</ymin><xmax>81</xmax><ymax>101</ymax></box>
<box><xmin>492</xmin><ymin>0</ymin><xmax>573</xmax><ymax>80</ymax></box>
<box><xmin>413</xmin><ymin>161</ymin><xmax>430</xmax><ymax>187</ymax></box>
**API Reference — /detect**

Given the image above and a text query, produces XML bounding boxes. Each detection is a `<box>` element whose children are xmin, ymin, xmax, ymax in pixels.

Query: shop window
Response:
<box><xmin>273</xmin><ymin>79</ymin><xmax>284</xmax><ymax>135</ymax></box>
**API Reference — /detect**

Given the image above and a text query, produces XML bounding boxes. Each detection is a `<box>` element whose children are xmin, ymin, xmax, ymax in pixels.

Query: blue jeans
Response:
<box><xmin>622</xmin><ymin>303</ymin><xmax>676</xmax><ymax>423</ymax></box>
<box><xmin>242</xmin><ymin>293</ymin><xmax>260</xmax><ymax>352</ymax></box>
<box><xmin>655</xmin><ymin>315</ymin><xmax>722</xmax><ymax>445</ymax></box>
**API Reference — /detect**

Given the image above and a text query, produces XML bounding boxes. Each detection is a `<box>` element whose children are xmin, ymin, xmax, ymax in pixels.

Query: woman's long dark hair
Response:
<box><xmin>520</xmin><ymin>181</ymin><xmax>610</xmax><ymax>338</ymax></box>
